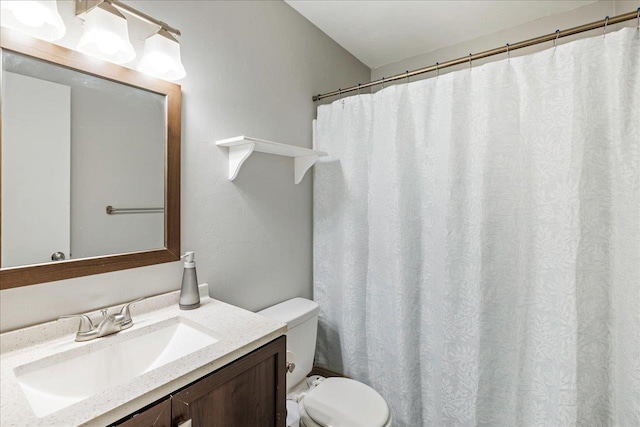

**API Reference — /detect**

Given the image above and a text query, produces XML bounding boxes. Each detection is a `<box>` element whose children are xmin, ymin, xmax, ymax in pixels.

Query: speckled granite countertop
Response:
<box><xmin>0</xmin><ymin>285</ymin><xmax>286</xmax><ymax>426</ymax></box>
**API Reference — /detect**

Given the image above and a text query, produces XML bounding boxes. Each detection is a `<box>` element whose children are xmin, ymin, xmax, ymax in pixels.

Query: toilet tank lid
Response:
<box><xmin>258</xmin><ymin>298</ymin><xmax>319</xmax><ymax>329</ymax></box>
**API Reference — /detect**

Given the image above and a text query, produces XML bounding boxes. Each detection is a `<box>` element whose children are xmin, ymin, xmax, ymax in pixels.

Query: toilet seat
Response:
<box><xmin>299</xmin><ymin>378</ymin><xmax>391</xmax><ymax>427</ymax></box>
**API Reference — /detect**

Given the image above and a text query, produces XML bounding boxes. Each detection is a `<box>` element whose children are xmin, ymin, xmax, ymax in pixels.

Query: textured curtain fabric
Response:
<box><xmin>313</xmin><ymin>28</ymin><xmax>639</xmax><ymax>427</ymax></box>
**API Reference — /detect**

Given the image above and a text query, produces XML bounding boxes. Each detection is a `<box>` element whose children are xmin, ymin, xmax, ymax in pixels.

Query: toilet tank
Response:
<box><xmin>258</xmin><ymin>298</ymin><xmax>319</xmax><ymax>391</ymax></box>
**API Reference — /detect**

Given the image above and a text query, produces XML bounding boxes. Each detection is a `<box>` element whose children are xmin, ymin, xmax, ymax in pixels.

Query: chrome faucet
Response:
<box><xmin>58</xmin><ymin>298</ymin><xmax>144</xmax><ymax>342</ymax></box>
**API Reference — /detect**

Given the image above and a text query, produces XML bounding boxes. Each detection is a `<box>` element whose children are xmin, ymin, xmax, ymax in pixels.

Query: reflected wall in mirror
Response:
<box><xmin>0</xmin><ymin>28</ymin><xmax>181</xmax><ymax>289</ymax></box>
<box><xmin>2</xmin><ymin>51</ymin><xmax>165</xmax><ymax>268</ymax></box>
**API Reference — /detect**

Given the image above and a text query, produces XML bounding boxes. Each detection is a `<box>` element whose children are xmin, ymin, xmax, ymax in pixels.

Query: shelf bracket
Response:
<box><xmin>294</xmin><ymin>155</ymin><xmax>319</xmax><ymax>184</ymax></box>
<box><xmin>216</xmin><ymin>136</ymin><xmax>328</xmax><ymax>184</ymax></box>
<box><xmin>228</xmin><ymin>142</ymin><xmax>255</xmax><ymax>181</ymax></box>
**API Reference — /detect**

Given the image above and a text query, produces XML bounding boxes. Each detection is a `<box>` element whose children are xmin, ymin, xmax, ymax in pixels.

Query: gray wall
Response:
<box><xmin>69</xmin><ymin>70</ymin><xmax>165</xmax><ymax>259</ymax></box>
<box><xmin>371</xmin><ymin>0</ymin><xmax>638</xmax><ymax>83</ymax></box>
<box><xmin>0</xmin><ymin>0</ymin><xmax>370</xmax><ymax>332</ymax></box>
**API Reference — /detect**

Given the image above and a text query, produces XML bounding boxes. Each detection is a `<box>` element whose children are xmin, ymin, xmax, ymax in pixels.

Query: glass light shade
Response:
<box><xmin>137</xmin><ymin>30</ymin><xmax>186</xmax><ymax>81</ymax></box>
<box><xmin>0</xmin><ymin>0</ymin><xmax>66</xmax><ymax>41</ymax></box>
<box><xmin>77</xmin><ymin>3</ymin><xmax>135</xmax><ymax>64</ymax></box>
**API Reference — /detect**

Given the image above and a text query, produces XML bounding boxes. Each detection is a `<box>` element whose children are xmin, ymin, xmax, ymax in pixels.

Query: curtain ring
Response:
<box><xmin>506</xmin><ymin>43</ymin><xmax>510</xmax><ymax>59</ymax></box>
<box><xmin>436</xmin><ymin>62</ymin><xmax>439</xmax><ymax>77</ymax></box>
<box><xmin>357</xmin><ymin>83</ymin><xmax>361</xmax><ymax>96</ymax></box>
<box><xmin>381</xmin><ymin>77</ymin><xmax>385</xmax><ymax>89</ymax></box>
<box><xmin>338</xmin><ymin>88</ymin><xmax>342</xmax><ymax>101</ymax></box>
<box><xmin>554</xmin><ymin>29</ymin><xmax>560</xmax><ymax>47</ymax></box>
<box><xmin>406</xmin><ymin>70</ymin><xmax>410</xmax><ymax>85</ymax></box>
<box><xmin>469</xmin><ymin>53</ymin><xmax>472</xmax><ymax>70</ymax></box>
<box><xmin>603</xmin><ymin>16</ymin><xmax>609</xmax><ymax>36</ymax></box>
<box><xmin>637</xmin><ymin>7</ymin><xmax>639</xmax><ymax>28</ymax></box>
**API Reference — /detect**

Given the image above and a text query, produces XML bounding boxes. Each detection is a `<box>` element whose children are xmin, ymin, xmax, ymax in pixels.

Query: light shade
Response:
<box><xmin>77</xmin><ymin>2</ymin><xmax>135</xmax><ymax>64</ymax></box>
<box><xmin>0</xmin><ymin>0</ymin><xmax>66</xmax><ymax>41</ymax></box>
<box><xmin>137</xmin><ymin>29</ymin><xmax>186</xmax><ymax>81</ymax></box>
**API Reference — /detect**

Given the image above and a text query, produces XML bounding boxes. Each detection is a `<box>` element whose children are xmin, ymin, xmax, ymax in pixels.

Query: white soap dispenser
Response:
<box><xmin>179</xmin><ymin>252</ymin><xmax>200</xmax><ymax>310</ymax></box>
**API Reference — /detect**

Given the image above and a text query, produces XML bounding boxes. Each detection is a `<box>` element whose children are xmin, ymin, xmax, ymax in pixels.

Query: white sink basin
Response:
<box><xmin>14</xmin><ymin>317</ymin><xmax>218</xmax><ymax>417</ymax></box>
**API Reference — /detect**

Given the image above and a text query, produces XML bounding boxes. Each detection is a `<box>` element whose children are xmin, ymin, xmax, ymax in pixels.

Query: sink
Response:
<box><xmin>14</xmin><ymin>317</ymin><xmax>218</xmax><ymax>417</ymax></box>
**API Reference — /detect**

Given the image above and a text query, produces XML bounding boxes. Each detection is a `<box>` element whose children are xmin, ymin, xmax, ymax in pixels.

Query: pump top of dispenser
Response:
<box><xmin>181</xmin><ymin>252</ymin><xmax>195</xmax><ymax>268</ymax></box>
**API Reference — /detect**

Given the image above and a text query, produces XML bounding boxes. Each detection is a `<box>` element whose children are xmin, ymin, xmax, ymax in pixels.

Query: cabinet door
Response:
<box><xmin>172</xmin><ymin>336</ymin><xmax>286</xmax><ymax>427</ymax></box>
<box><xmin>112</xmin><ymin>397</ymin><xmax>171</xmax><ymax>427</ymax></box>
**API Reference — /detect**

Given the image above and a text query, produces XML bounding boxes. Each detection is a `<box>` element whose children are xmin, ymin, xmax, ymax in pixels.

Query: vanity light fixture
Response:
<box><xmin>137</xmin><ymin>28</ymin><xmax>186</xmax><ymax>81</ymax></box>
<box><xmin>0</xmin><ymin>0</ymin><xmax>66</xmax><ymax>41</ymax></box>
<box><xmin>77</xmin><ymin>0</ymin><xmax>135</xmax><ymax>64</ymax></box>
<box><xmin>75</xmin><ymin>0</ymin><xmax>185</xmax><ymax>79</ymax></box>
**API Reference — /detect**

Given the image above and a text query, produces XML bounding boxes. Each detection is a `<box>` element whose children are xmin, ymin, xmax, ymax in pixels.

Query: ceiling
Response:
<box><xmin>285</xmin><ymin>0</ymin><xmax>598</xmax><ymax>69</ymax></box>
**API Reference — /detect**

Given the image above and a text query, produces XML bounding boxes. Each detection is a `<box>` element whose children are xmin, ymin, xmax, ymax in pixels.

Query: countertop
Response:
<box><xmin>0</xmin><ymin>285</ymin><xmax>287</xmax><ymax>426</ymax></box>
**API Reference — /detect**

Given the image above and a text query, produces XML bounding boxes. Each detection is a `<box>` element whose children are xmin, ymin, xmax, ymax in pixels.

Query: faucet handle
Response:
<box><xmin>58</xmin><ymin>314</ymin><xmax>94</xmax><ymax>333</ymax></box>
<box><xmin>118</xmin><ymin>297</ymin><xmax>144</xmax><ymax>322</ymax></box>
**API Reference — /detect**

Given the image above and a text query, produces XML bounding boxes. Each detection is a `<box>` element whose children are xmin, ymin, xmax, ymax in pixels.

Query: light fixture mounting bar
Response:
<box><xmin>75</xmin><ymin>0</ymin><xmax>181</xmax><ymax>36</ymax></box>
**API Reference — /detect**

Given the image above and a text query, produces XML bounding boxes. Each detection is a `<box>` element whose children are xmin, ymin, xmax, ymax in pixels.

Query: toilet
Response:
<box><xmin>259</xmin><ymin>298</ymin><xmax>392</xmax><ymax>427</ymax></box>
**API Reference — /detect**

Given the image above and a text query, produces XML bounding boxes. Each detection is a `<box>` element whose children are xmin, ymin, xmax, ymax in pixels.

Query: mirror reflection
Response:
<box><xmin>1</xmin><ymin>51</ymin><xmax>165</xmax><ymax>268</ymax></box>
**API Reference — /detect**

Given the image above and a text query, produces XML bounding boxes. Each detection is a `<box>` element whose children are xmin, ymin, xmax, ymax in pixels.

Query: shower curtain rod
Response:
<box><xmin>312</xmin><ymin>9</ymin><xmax>640</xmax><ymax>102</ymax></box>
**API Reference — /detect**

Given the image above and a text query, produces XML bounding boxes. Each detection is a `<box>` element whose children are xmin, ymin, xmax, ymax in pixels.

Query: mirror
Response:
<box><xmin>2</xmin><ymin>51</ymin><xmax>166</xmax><ymax>267</ymax></box>
<box><xmin>0</xmin><ymin>28</ymin><xmax>181</xmax><ymax>289</ymax></box>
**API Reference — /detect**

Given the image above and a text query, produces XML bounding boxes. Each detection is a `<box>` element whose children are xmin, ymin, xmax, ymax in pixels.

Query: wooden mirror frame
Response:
<box><xmin>0</xmin><ymin>28</ymin><xmax>181</xmax><ymax>289</ymax></box>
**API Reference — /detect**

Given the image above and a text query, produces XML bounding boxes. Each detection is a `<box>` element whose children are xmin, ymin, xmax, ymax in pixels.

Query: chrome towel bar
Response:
<box><xmin>106</xmin><ymin>205</ymin><xmax>164</xmax><ymax>215</ymax></box>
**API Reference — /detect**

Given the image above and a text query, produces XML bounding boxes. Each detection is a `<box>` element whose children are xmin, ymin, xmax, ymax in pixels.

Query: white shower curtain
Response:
<box><xmin>313</xmin><ymin>28</ymin><xmax>639</xmax><ymax>427</ymax></box>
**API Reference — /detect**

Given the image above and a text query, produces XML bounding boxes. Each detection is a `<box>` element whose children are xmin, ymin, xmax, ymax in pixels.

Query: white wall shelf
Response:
<box><xmin>216</xmin><ymin>136</ymin><xmax>327</xmax><ymax>184</ymax></box>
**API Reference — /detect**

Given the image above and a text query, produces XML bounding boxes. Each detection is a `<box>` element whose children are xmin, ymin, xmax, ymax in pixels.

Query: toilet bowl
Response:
<box><xmin>258</xmin><ymin>298</ymin><xmax>392</xmax><ymax>427</ymax></box>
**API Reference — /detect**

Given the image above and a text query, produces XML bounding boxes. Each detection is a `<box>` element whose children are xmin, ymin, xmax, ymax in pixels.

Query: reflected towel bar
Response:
<box><xmin>106</xmin><ymin>206</ymin><xmax>164</xmax><ymax>215</ymax></box>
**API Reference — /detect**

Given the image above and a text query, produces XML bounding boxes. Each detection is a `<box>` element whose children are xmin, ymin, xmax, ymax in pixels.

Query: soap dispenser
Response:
<box><xmin>179</xmin><ymin>252</ymin><xmax>200</xmax><ymax>310</ymax></box>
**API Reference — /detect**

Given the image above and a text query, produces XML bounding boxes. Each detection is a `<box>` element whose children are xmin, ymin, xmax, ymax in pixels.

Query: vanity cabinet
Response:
<box><xmin>112</xmin><ymin>336</ymin><xmax>286</xmax><ymax>427</ymax></box>
<box><xmin>115</xmin><ymin>398</ymin><xmax>171</xmax><ymax>427</ymax></box>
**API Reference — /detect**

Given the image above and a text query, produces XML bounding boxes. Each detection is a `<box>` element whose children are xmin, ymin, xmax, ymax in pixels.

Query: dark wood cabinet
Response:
<box><xmin>114</xmin><ymin>398</ymin><xmax>171</xmax><ymax>427</ymax></box>
<box><xmin>112</xmin><ymin>336</ymin><xmax>286</xmax><ymax>427</ymax></box>
<box><xmin>173</xmin><ymin>336</ymin><xmax>285</xmax><ymax>426</ymax></box>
